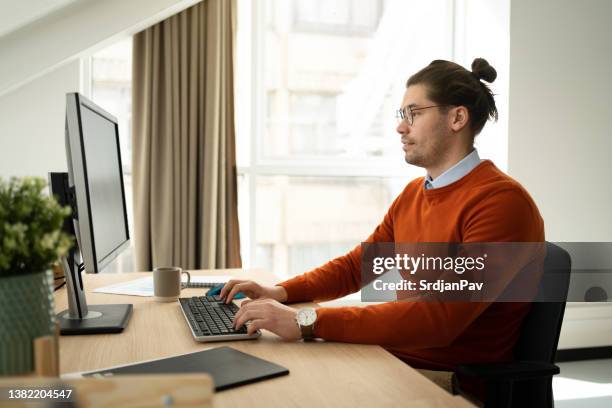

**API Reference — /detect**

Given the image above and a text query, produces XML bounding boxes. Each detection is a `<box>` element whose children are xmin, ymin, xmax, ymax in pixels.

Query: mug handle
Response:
<box><xmin>181</xmin><ymin>270</ymin><xmax>191</xmax><ymax>289</ymax></box>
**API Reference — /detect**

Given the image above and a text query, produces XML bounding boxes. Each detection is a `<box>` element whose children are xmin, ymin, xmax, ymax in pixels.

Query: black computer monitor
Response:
<box><xmin>49</xmin><ymin>92</ymin><xmax>132</xmax><ymax>335</ymax></box>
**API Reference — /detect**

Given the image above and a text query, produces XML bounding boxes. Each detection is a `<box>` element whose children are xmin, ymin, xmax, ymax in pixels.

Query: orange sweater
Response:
<box><xmin>278</xmin><ymin>160</ymin><xmax>544</xmax><ymax>373</ymax></box>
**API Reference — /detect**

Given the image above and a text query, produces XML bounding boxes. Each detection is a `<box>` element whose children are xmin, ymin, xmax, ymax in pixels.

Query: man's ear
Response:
<box><xmin>449</xmin><ymin>106</ymin><xmax>469</xmax><ymax>132</ymax></box>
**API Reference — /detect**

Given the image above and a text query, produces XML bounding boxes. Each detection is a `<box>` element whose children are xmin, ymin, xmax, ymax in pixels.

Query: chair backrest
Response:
<box><xmin>513</xmin><ymin>242</ymin><xmax>572</xmax><ymax>362</ymax></box>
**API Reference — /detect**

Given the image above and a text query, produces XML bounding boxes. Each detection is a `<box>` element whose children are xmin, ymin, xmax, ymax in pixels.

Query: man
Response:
<box><xmin>221</xmin><ymin>58</ymin><xmax>544</xmax><ymax>398</ymax></box>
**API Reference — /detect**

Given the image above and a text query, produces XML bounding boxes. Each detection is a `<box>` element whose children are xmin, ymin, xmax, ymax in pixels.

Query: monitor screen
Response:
<box><xmin>65</xmin><ymin>93</ymin><xmax>130</xmax><ymax>273</ymax></box>
<box><xmin>79</xmin><ymin>105</ymin><xmax>128</xmax><ymax>265</ymax></box>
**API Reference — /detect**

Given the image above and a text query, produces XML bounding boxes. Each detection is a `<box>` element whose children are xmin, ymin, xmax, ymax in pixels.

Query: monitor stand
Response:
<box><xmin>50</xmin><ymin>172</ymin><xmax>133</xmax><ymax>335</ymax></box>
<box><xmin>57</xmin><ymin>305</ymin><xmax>133</xmax><ymax>335</ymax></box>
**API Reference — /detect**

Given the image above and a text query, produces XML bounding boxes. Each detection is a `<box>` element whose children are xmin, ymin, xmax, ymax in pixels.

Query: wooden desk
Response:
<box><xmin>55</xmin><ymin>269</ymin><xmax>474</xmax><ymax>407</ymax></box>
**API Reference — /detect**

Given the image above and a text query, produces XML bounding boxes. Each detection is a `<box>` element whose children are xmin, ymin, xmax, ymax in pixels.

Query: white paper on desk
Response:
<box><xmin>92</xmin><ymin>275</ymin><xmax>233</xmax><ymax>297</ymax></box>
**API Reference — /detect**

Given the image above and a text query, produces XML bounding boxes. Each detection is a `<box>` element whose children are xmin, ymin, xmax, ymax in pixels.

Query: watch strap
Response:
<box><xmin>301</xmin><ymin>322</ymin><xmax>314</xmax><ymax>341</ymax></box>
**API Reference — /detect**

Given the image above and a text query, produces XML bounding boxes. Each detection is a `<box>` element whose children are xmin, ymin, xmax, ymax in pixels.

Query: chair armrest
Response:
<box><xmin>456</xmin><ymin>361</ymin><xmax>560</xmax><ymax>382</ymax></box>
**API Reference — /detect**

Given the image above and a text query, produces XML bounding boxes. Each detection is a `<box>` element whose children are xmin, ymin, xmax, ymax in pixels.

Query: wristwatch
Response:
<box><xmin>296</xmin><ymin>307</ymin><xmax>317</xmax><ymax>340</ymax></box>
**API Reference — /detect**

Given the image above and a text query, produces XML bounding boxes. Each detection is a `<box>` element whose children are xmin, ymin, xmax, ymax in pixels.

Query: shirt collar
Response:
<box><xmin>425</xmin><ymin>149</ymin><xmax>481</xmax><ymax>190</ymax></box>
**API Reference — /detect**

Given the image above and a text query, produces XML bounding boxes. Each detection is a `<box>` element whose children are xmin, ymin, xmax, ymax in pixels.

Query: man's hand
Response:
<box><xmin>233</xmin><ymin>298</ymin><xmax>302</xmax><ymax>341</ymax></box>
<box><xmin>220</xmin><ymin>279</ymin><xmax>288</xmax><ymax>304</ymax></box>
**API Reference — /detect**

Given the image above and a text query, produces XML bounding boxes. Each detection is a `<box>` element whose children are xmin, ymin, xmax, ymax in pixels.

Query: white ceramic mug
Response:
<box><xmin>153</xmin><ymin>267</ymin><xmax>191</xmax><ymax>302</ymax></box>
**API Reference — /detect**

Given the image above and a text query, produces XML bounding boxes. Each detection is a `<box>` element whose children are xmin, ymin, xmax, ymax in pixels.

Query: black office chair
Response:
<box><xmin>456</xmin><ymin>242</ymin><xmax>572</xmax><ymax>408</ymax></box>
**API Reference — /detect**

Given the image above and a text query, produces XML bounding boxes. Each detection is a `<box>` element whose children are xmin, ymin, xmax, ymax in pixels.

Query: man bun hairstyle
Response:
<box><xmin>471</xmin><ymin>57</ymin><xmax>497</xmax><ymax>83</ymax></box>
<box><xmin>406</xmin><ymin>58</ymin><xmax>498</xmax><ymax>136</ymax></box>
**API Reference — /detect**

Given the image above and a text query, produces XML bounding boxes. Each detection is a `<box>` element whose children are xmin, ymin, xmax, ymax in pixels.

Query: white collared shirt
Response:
<box><xmin>424</xmin><ymin>149</ymin><xmax>482</xmax><ymax>190</ymax></box>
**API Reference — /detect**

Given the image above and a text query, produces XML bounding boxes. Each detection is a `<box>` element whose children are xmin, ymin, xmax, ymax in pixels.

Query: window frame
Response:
<box><xmin>238</xmin><ymin>0</ymin><xmax>450</xmax><ymax>271</ymax></box>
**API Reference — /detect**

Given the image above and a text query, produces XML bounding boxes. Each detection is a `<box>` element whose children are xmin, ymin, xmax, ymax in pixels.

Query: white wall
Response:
<box><xmin>509</xmin><ymin>0</ymin><xmax>612</xmax><ymax>348</ymax></box>
<box><xmin>0</xmin><ymin>60</ymin><xmax>80</xmax><ymax>178</ymax></box>
<box><xmin>0</xmin><ymin>0</ymin><xmax>201</xmax><ymax>98</ymax></box>
<box><xmin>0</xmin><ymin>0</ymin><xmax>203</xmax><ymax>178</ymax></box>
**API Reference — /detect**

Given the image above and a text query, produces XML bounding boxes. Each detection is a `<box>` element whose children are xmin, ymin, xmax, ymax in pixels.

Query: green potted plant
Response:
<box><xmin>0</xmin><ymin>177</ymin><xmax>72</xmax><ymax>375</ymax></box>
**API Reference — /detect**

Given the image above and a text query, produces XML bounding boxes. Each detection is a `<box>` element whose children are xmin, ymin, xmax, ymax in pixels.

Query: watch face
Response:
<box><xmin>298</xmin><ymin>308</ymin><xmax>317</xmax><ymax>326</ymax></box>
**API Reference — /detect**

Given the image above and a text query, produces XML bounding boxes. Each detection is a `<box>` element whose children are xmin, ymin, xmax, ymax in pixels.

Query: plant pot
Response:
<box><xmin>0</xmin><ymin>270</ymin><xmax>56</xmax><ymax>375</ymax></box>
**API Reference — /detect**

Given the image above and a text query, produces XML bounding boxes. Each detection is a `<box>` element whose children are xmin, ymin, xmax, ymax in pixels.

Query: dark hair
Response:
<box><xmin>406</xmin><ymin>58</ymin><xmax>498</xmax><ymax>136</ymax></box>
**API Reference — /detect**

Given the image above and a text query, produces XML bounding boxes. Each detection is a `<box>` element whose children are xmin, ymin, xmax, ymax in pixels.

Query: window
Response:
<box><xmin>289</xmin><ymin>92</ymin><xmax>337</xmax><ymax>155</ymax></box>
<box><xmin>293</xmin><ymin>0</ymin><xmax>382</xmax><ymax>35</ymax></box>
<box><xmin>84</xmin><ymin>0</ymin><xmax>510</xmax><ymax>279</ymax></box>
<box><xmin>236</xmin><ymin>0</ymin><xmax>510</xmax><ymax>282</ymax></box>
<box><xmin>254</xmin><ymin>175</ymin><xmax>407</xmax><ymax>279</ymax></box>
<box><xmin>90</xmin><ymin>38</ymin><xmax>135</xmax><ymax>273</ymax></box>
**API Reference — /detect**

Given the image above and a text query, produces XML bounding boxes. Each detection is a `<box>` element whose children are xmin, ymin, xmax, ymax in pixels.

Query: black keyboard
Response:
<box><xmin>185</xmin><ymin>281</ymin><xmax>222</xmax><ymax>289</ymax></box>
<box><xmin>178</xmin><ymin>296</ymin><xmax>260</xmax><ymax>342</ymax></box>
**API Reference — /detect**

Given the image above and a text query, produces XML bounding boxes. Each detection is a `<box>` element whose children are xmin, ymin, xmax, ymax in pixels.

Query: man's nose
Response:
<box><xmin>396</xmin><ymin>120</ymin><xmax>410</xmax><ymax>135</ymax></box>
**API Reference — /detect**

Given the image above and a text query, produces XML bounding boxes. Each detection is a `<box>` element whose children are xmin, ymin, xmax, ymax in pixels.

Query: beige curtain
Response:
<box><xmin>132</xmin><ymin>0</ymin><xmax>241</xmax><ymax>271</ymax></box>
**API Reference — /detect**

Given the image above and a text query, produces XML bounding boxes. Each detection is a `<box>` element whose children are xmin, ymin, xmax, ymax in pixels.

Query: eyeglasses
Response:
<box><xmin>395</xmin><ymin>105</ymin><xmax>448</xmax><ymax>126</ymax></box>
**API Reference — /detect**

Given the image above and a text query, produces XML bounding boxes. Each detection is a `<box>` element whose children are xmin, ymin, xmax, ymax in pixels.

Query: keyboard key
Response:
<box><xmin>180</xmin><ymin>295</ymin><xmax>257</xmax><ymax>341</ymax></box>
